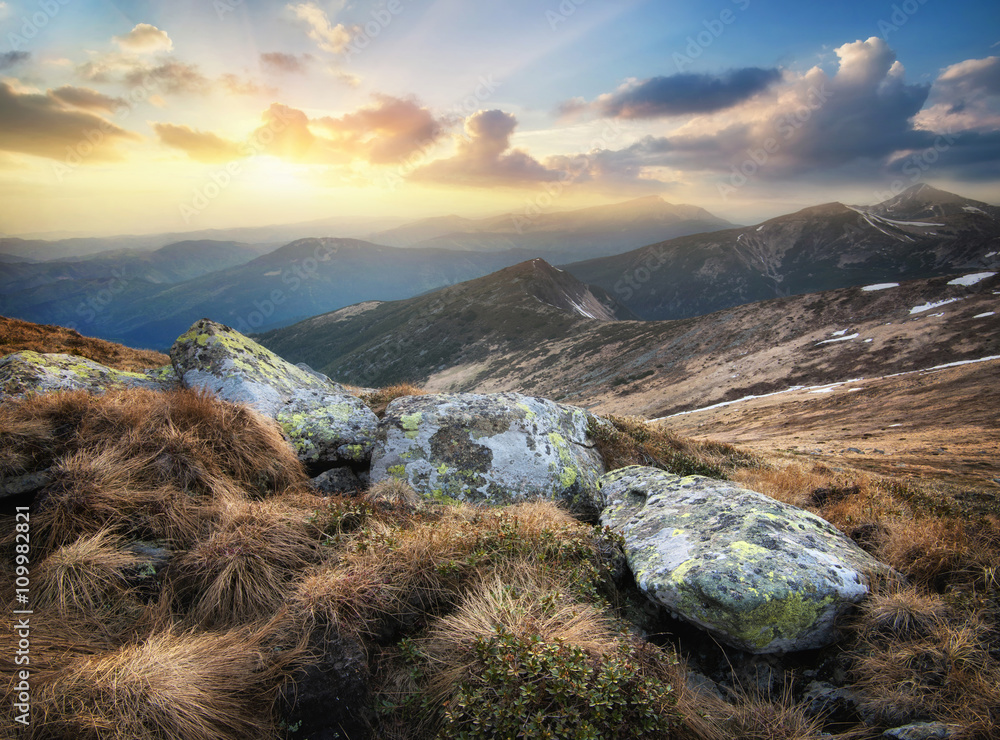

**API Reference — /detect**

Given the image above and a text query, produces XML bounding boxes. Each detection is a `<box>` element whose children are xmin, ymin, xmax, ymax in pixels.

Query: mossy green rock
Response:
<box><xmin>370</xmin><ymin>393</ymin><xmax>605</xmax><ymax>517</ymax></box>
<box><xmin>170</xmin><ymin>319</ymin><xmax>375</xmax><ymax>465</ymax></box>
<box><xmin>0</xmin><ymin>351</ymin><xmax>178</xmax><ymax>397</ymax></box>
<box><xmin>599</xmin><ymin>466</ymin><xmax>889</xmax><ymax>653</ymax></box>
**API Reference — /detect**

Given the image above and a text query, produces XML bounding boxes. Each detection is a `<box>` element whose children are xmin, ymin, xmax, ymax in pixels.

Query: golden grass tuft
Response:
<box><xmin>590</xmin><ymin>414</ymin><xmax>764</xmax><ymax>479</ymax></box>
<box><xmin>169</xmin><ymin>499</ymin><xmax>319</xmax><ymax>628</ymax></box>
<box><xmin>30</xmin><ymin>624</ymin><xmax>296</xmax><ymax>740</ymax></box>
<box><xmin>360</xmin><ymin>383</ymin><xmax>427</xmax><ymax>417</ymax></box>
<box><xmin>0</xmin><ymin>315</ymin><xmax>170</xmax><ymax>370</ymax></box>
<box><xmin>34</xmin><ymin>529</ymin><xmax>144</xmax><ymax>634</ymax></box>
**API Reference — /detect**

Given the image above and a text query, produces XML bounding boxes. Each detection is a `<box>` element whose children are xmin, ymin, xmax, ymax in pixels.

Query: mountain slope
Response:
<box><xmin>564</xmin><ymin>185</ymin><xmax>1000</xmax><ymax>320</ymax></box>
<box><xmin>256</xmin><ymin>258</ymin><xmax>635</xmax><ymax>388</ymax></box>
<box><xmin>259</xmin><ymin>257</ymin><xmax>999</xmax><ymax>428</ymax></box>
<box><xmin>369</xmin><ymin>196</ymin><xmax>736</xmax><ymax>261</ymax></box>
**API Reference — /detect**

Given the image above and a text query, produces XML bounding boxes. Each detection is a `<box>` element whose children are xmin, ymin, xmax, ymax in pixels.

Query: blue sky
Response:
<box><xmin>1</xmin><ymin>0</ymin><xmax>998</xmax><ymax>234</ymax></box>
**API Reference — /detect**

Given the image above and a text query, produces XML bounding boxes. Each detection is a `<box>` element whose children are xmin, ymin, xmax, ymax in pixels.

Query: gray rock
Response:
<box><xmin>370</xmin><ymin>392</ymin><xmax>605</xmax><ymax>516</ymax></box>
<box><xmin>883</xmin><ymin>722</ymin><xmax>961</xmax><ymax>740</ymax></box>
<box><xmin>0</xmin><ymin>351</ymin><xmax>178</xmax><ymax>397</ymax></box>
<box><xmin>599</xmin><ymin>467</ymin><xmax>890</xmax><ymax>653</ymax></box>
<box><xmin>312</xmin><ymin>467</ymin><xmax>367</xmax><ymax>494</ymax></box>
<box><xmin>0</xmin><ymin>469</ymin><xmax>53</xmax><ymax>501</ymax></box>
<box><xmin>169</xmin><ymin>320</ymin><xmax>377</xmax><ymax>466</ymax></box>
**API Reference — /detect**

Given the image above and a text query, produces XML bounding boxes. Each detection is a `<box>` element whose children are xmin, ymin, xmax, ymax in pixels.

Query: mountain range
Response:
<box><xmin>564</xmin><ymin>184</ymin><xmax>1000</xmax><ymax>320</ymax></box>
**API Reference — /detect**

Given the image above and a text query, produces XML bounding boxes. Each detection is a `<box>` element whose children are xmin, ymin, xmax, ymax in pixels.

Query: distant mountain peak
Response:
<box><xmin>876</xmin><ymin>183</ymin><xmax>968</xmax><ymax>207</ymax></box>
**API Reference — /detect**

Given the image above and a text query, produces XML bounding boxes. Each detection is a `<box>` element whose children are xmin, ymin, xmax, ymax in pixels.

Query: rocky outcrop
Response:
<box><xmin>0</xmin><ymin>351</ymin><xmax>178</xmax><ymax>397</ymax></box>
<box><xmin>170</xmin><ymin>319</ymin><xmax>377</xmax><ymax>468</ymax></box>
<box><xmin>370</xmin><ymin>392</ymin><xmax>605</xmax><ymax>516</ymax></box>
<box><xmin>599</xmin><ymin>467</ymin><xmax>889</xmax><ymax>653</ymax></box>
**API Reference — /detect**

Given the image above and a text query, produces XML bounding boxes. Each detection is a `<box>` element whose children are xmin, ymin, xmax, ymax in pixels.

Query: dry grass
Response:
<box><xmin>169</xmin><ymin>499</ymin><xmax>319</xmax><ymax>628</ymax></box>
<box><xmin>591</xmin><ymin>414</ymin><xmax>764</xmax><ymax>478</ymax></box>
<box><xmin>718</xmin><ymin>684</ymin><xmax>828</xmax><ymax>740</ymax></box>
<box><xmin>1</xmin><ymin>388</ymin><xmax>310</xmax><ymax>553</ymax></box>
<box><xmin>0</xmin><ymin>315</ymin><xmax>170</xmax><ymax>370</ymax></box>
<box><xmin>360</xmin><ymin>382</ymin><xmax>427</xmax><ymax>417</ymax></box>
<box><xmin>29</xmin><ymin>624</ymin><xmax>298</xmax><ymax>740</ymax></box>
<box><xmin>34</xmin><ymin>529</ymin><xmax>144</xmax><ymax>635</ymax></box>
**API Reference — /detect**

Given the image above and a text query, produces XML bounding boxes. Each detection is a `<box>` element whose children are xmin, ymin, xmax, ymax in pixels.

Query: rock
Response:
<box><xmin>599</xmin><ymin>467</ymin><xmax>889</xmax><ymax>653</ymax></box>
<box><xmin>170</xmin><ymin>320</ymin><xmax>377</xmax><ymax>466</ymax></box>
<box><xmin>312</xmin><ymin>467</ymin><xmax>367</xmax><ymax>495</ymax></box>
<box><xmin>277</xmin><ymin>391</ymin><xmax>378</xmax><ymax>467</ymax></box>
<box><xmin>370</xmin><ymin>392</ymin><xmax>605</xmax><ymax>517</ymax></box>
<box><xmin>0</xmin><ymin>351</ymin><xmax>178</xmax><ymax>397</ymax></box>
<box><xmin>0</xmin><ymin>469</ymin><xmax>53</xmax><ymax>500</ymax></box>
<box><xmin>170</xmin><ymin>319</ymin><xmax>347</xmax><ymax>416</ymax></box>
<box><xmin>277</xmin><ymin>630</ymin><xmax>373</xmax><ymax>740</ymax></box>
<box><xmin>802</xmin><ymin>680</ymin><xmax>861</xmax><ymax>722</ymax></box>
<box><xmin>883</xmin><ymin>722</ymin><xmax>961</xmax><ymax>740</ymax></box>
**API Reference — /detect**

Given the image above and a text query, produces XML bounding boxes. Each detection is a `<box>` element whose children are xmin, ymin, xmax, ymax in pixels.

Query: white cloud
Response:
<box><xmin>287</xmin><ymin>2</ymin><xmax>354</xmax><ymax>55</ymax></box>
<box><xmin>113</xmin><ymin>23</ymin><xmax>173</xmax><ymax>54</ymax></box>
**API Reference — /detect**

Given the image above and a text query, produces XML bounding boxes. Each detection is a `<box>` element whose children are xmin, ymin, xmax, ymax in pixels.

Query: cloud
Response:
<box><xmin>123</xmin><ymin>61</ymin><xmax>212</xmax><ymax>95</ymax></box>
<box><xmin>0</xmin><ymin>81</ymin><xmax>140</xmax><ymax>162</ymax></box>
<box><xmin>411</xmin><ymin>110</ymin><xmax>563</xmax><ymax>186</ymax></box>
<box><xmin>579</xmin><ymin>37</ymin><xmax>933</xmax><ymax>185</ymax></box>
<box><xmin>260</xmin><ymin>52</ymin><xmax>313</xmax><ymax>74</ymax></box>
<box><xmin>915</xmin><ymin>56</ymin><xmax>1000</xmax><ymax>133</ymax></box>
<box><xmin>288</xmin><ymin>2</ymin><xmax>354</xmax><ymax>55</ymax></box>
<box><xmin>220</xmin><ymin>73</ymin><xmax>275</xmax><ymax>97</ymax></box>
<box><xmin>113</xmin><ymin>23</ymin><xmax>173</xmax><ymax>54</ymax></box>
<box><xmin>152</xmin><ymin>123</ymin><xmax>244</xmax><ymax>163</ymax></box>
<box><xmin>315</xmin><ymin>94</ymin><xmax>444</xmax><ymax>164</ymax></box>
<box><xmin>49</xmin><ymin>86</ymin><xmax>125</xmax><ymax>114</ymax></box>
<box><xmin>580</xmin><ymin>68</ymin><xmax>783</xmax><ymax>119</ymax></box>
<box><xmin>0</xmin><ymin>51</ymin><xmax>29</xmax><ymax>71</ymax></box>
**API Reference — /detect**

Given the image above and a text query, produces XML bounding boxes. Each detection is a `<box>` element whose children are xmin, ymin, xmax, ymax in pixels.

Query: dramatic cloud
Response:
<box><xmin>584</xmin><ymin>68</ymin><xmax>783</xmax><ymax>119</ymax></box>
<box><xmin>113</xmin><ymin>23</ymin><xmax>173</xmax><ymax>53</ymax></box>
<box><xmin>49</xmin><ymin>86</ymin><xmax>125</xmax><ymax>114</ymax></box>
<box><xmin>260</xmin><ymin>52</ymin><xmax>313</xmax><ymax>74</ymax></box>
<box><xmin>220</xmin><ymin>73</ymin><xmax>275</xmax><ymax>97</ymax></box>
<box><xmin>915</xmin><ymin>56</ymin><xmax>1000</xmax><ymax>133</ymax></box>
<box><xmin>288</xmin><ymin>2</ymin><xmax>353</xmax><ymax>55</ymax></box>
<box><xmin>0</xmin><ymin>51</ymin><xmax>29</xmax><ymax>71</ymax></box>
<box><xmin>579</xmin><ymin>37</ymin><xmax>934</xmax><ymax>187</ymax></box>
<box><xmin>152</xmin><ymin>123</ymin><xmax>244</xmax><ymax>163</ymax></box>
<box><xmin>411</xmin><ymin>110</ymin><xmax>563</xmax><ymax>186</ymax></box>
<box><xmin>315</xmin><ymin>95</ymin><xmax>443</xmax><ymax>164</ymax></box>
<box><xmin>0</xmin><ymin>81</ymin><xmax>140</xmax><ymax>162</ymax></box>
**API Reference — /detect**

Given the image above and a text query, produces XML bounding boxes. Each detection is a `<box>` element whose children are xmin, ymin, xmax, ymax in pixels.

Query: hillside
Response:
<box><xmin>370</xmin><ymin>195</ymin><xmax>736</xmax><ymax>262</ymax></box>
<box><xmin>0</xmin><ymin>315</ymin><xmax>169</xmax><ymax>370</ymax></box>
<box><xmin>564</xmin><ymin>185</ymin><xmax>1000</xmax><ymax>320</ymax></box>
<box><xmin>256</xmin><ymin>258</ymin><xmax>635</xmax><ymax>388</ymax></box>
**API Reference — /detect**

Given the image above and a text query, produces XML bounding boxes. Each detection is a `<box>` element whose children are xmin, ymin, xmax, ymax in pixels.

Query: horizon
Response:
<box><xmin>1</xmin><ymin>0</ymin><xmax>999</xmax><ymax>238</ymax></box>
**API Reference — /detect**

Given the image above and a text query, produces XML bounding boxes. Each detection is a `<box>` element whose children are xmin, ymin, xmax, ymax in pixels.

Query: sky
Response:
<box><xmin>0</xmin><ymin>0</ymin><xmax>998</xmax><ymax>236</ymax></box>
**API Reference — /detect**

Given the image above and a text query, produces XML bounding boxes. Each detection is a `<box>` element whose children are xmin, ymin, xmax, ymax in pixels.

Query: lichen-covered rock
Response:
<box><xmin>599</xmin><ymin>466</ymin><xmax>889</xmax><ymax>653</ymax></box>
<box><xmin>370</xmin><ymin>392</ymin><xmax>605</xmax><ymax>516</ymax></box>
<box><xmin>170</xmin><ymin>319</ymin><xmax>348</xmax><ymax>416</ymax></box>
<box><xmin>170</xmin><ymin>319</ymin><xmax>376</xmax><ymax>466</ymax></box>
<box><xmin>277</xmin><ymin>391</ymin><xmax>377</xmax><ymax>466</ymax></box>
<box><xmin>0</xmin><ymin>351</ymin><xmax>178</xmax><ymax>397</ymax></box>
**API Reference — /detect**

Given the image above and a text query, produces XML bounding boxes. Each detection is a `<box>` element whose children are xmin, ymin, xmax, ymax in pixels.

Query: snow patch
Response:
<box><xmin>830</xmin><ymin>329</ymin><xmax>849</xmax><ymax>336</ymax></box>
<box><xmin>816</xmin><ymin>332</ymin><xmax>859</xmax><ymax>345</ymax></box>
<box><xmin>963</xmin><ymin>206</ymin><xmax>987</xmax><ymax>215</ymax></box>
<box><xmin>862</xmin><ymin>282</ymin><xmax>899</xmax><ymax>291</ymax></box>
<box><xmin>756</xmin><ymin>225</ymin><xmax>764</xmax><ymax>232</ymax></box>
<box><xmin>947</xmin><ymin>272</ymin><xmax>996</xmax><ymax>286</ymax></box>
<box><xmin>985</xmin><ymin>251</ymin><xmax>998</xmax><ymax>258</ymax></box>
<box><xmin>910</xmin><ymin>298</ymin><xmax>961</xmax><ymax>314</ymax></box>
<box><xmin>974</xmin><ymin>311</ymin><xmax>996</xmax><ymax>318</ymax></box>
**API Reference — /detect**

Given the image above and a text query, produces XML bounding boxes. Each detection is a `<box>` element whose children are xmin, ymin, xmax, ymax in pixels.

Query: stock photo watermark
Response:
<box><xmin>673</xmin><ymin>0</ymin><xmax>752</xmax><ymax>71</ymax></box>
<box><xmin>878</xmin><ymin>0</ymin><xmax>931</xmax><ymax>39</ymax></box>
<box><xmin>6</xmin><ymin>0</ymin><xmax>72</xmax><ymax>50</ymax></box>
<box><xmin>717</xmin><ymin>83</ymin><xmax>832</xmax><ymax>199</ymax></box>
<box><xmin>11</xmin><ymin>506</ymin><xmax>33</xmax><ymax>727</ymax></box>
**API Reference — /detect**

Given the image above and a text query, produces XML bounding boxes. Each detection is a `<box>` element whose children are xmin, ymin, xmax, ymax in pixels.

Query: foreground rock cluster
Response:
<box><xmin>1</xmin><ymin>318</ymin><xmax>891</xmax><ymax>655</ymax></box>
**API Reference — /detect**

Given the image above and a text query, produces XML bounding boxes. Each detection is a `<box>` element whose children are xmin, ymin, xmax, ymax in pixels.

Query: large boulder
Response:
<box><xmin>0</xmin><ymin>351</ymin><xmax>178</xmax><ymax>397</ymax></box>
<box><xmin>170</xmin><ymin>319</ymin><xmax>377</xmax><ymax>466</ymax></box>
<box><xmin>370</xmin><ymin>393</ymin><xmax>605</xmax><ymax>516</ymax></box>
<box><xmin>599</xmin><ymin>467</ymin><xmax>889</xmax><ymax>653</ymax></box>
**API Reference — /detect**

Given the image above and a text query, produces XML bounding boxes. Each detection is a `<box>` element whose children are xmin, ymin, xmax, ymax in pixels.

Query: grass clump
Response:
<box><xmin>589</xmin><ymin>414</ymin><xmax>764</xmax><ymax>479</ymax></box>
<box><xmin>360</xmin><ymin>383</ymin><xmax>427</xmax><ymax>417</ymax></box>
<box><xmin>380</xmin><ymin>574</ymin><xmax>682</xmax><ymax>740</ymax></box>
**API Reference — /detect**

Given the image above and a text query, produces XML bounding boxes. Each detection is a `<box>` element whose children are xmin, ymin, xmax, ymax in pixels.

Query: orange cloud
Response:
<box><xmin>113</xmin><ymin>23</ymin><xmax>173</xmax><ymax>54</ymax></box>
<box><xmin>152</xmin><ymin>123</ymin><xmax>244</xmax><ymax>163</ymax></box>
